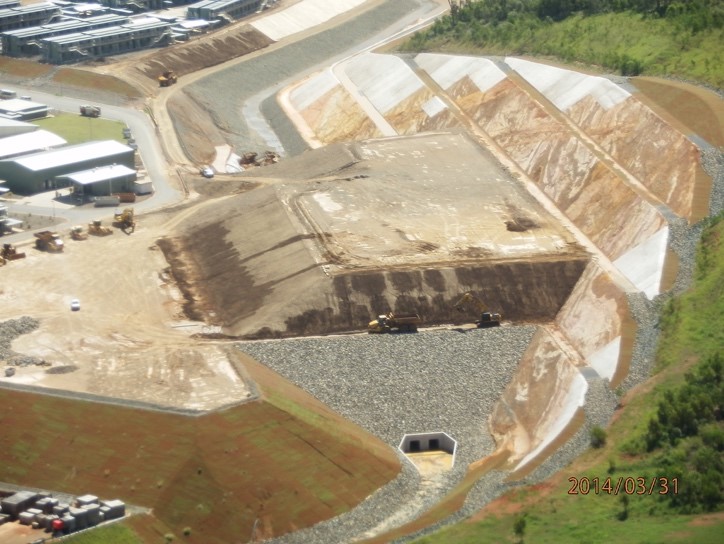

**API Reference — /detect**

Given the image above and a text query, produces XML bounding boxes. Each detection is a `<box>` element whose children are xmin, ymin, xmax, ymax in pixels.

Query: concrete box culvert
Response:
<box><xmin>399</xmin><ymin>432</ymin><xmax>457</xmax><ymax>465</ymax></box>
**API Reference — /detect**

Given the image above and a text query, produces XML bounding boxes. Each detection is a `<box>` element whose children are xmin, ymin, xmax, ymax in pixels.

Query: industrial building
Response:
<box><xmin>41</xmin><ymin>18</ymin><xmax>173</xmax><ymax>63</ymax></box>
<box><xmin>99</xmin><ymin>0</ymin><xmax>165</xmax><ymax>12</ymax></box>
<box><xmin>58</xmin><ymin>163</ymin><xmax>137</xmax><ymax>196</ymax></box>
<box><xmin>0</xmin><ymin>98</ymin><xmax>49</xmax><ymax>121</ymax></box>
<box><xmin>1</xmin><ymin>14</ymin><xmax>131</xmax><ymax>56</ymax></box>
<box><xmin>0</xmin><ymin>129</ymin><xmax>66</xmax><ymax>160</ymax></box>
<box><xmin>186</xmin><ymin>0</ymin><xmax>261</xmax><ymax>22</ymax></box>
<box><xmin>0</xmin><ymin>140</ymin><xmax>135</xmax><ymax>195</ymax></box>
<box><xmin>0</xmin><ymin>2</ymin><xmax>62</xmax><ymax>32</ymax></box>
<box><xmin>0</xmin><ymin>0</ymin><xmax>21</xmax><ymax>11</ymax></box>
<box><xmin>0</xmin><ymin>117</ymin><xmax>37</xmax><ymax>138</ymax></box>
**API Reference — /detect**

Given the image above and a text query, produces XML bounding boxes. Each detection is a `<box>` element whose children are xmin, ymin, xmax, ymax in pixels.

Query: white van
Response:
<box><xmin>0</xmin><ymin>89</ymin><xmax>17</xmax><ymax>99</ymax></box>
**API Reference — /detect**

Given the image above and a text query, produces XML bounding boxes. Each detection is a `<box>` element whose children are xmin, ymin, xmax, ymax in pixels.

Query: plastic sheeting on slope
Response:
<box><xmin>613</xmin><ymin>226</ymin><xmax>669</xmax><ymax>298</ymax></box>
<box><xmin>251</xmin><ymin>0</ymin><xmax>368</xmax><ymax>41</ymax></box>
<box><xmin>505</xmin><ymin>57</ymin><xmax>630</xmax><ymax>111</ymax></box>
<box><xmin>415</xmin><ymin>53</ymin><xmax>506</xmax><ymax>93</ymax></box>
<box><xmin>344</xmin><ymin>53</ymin><xmax>423</xmax><ymax>115</ymax></box>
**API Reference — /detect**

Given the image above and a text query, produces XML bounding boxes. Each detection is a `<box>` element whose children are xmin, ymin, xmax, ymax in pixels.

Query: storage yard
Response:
<box><xmin>0</xmin><ymin>0</ymin><xmax>722</xmax><ymax>542</ymax></box>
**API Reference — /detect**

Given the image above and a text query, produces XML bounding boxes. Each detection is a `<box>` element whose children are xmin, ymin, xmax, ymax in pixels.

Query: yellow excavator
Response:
<box><xmin>113</xmin><ymin>208</ymin><xmax>135</xmax><ymax>233</ymax></box>
<box><xmin>454</xmin><ymin>292</ymin><xmax>501</xmax><ymax>328</ymax></box>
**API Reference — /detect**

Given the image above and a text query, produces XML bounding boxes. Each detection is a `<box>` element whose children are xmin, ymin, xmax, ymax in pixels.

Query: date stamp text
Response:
<box><xmin>568</xmin><ymin>476</ymin><xmax>679</xmax><ymax>496</ymax></box>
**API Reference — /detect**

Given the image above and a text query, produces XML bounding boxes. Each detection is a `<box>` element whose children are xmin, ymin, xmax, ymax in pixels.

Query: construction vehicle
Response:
<box><xmin>79</xmin><ymin>105</ymin><xmax>100</xmax><ymax>117</ymax></box>
<box><xmin>70</xmin><ymin>226</ymin><xmax>88</xmax><ymax>240</ymax></box>
<box><xmin>158</xmin><ymin>70</ymin><xmax>178</xmax><ymax>87</ymax></box>
<box><xmin>1</xmin><ymin>243</ymin><xmax>26</xmax><ymax>260</ymax></box>
<box><xmin>368</xmin><ymin>312</ymin><xmax>421</xmax><ymax>333</ymax></box>
<box><xmin>113</xmin><ymin>207</ymin><xmax>135</xmax><ymax>233</ymax></box>
<box><xmin>454</xmin><ymin>292</ymin><xmax>501</xmax><ymax>328</ymax></box>
<box><xmin>87</xmin><ymin>220</ymin><xmax>113</xmax><ymax>236</ymax></box>
<box><xmin>34</xmin><ymin>231</ymin><xmax>64</xmax><ymax>252</ymax></box>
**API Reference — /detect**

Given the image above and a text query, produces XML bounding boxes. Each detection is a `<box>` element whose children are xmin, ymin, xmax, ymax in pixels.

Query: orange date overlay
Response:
<box><xmin>568</xmin><ymin>476</ymin><xmax>679</xmax><ymax>496</ymax></box>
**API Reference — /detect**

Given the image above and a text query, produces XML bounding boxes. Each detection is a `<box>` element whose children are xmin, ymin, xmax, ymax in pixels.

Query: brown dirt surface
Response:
<box><xmin>0</xmin><ymin>350</ymin><xmax>400</xmax><ymax>543</ymax></box>
<box><xmin>166</xmin><ymin>90</ymin><xmax>226</xmax><ymax>164</ymax></box>
<box><xmin>127</xmin><ymin>24</ymin><xmax>272</xmax><ymax>84</ymax></box>
<box><xmin>159</xmin><ymin>135</ymin><xmax>589</xmax><ymax>337</ymax></box>
<box><xmin>632</xmin><ymin>76</ymin><xmax>724</xmax><ymax>149</ymax></box>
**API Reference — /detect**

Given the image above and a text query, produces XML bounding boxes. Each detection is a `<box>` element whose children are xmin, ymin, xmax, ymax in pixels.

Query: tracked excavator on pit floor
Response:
<box><xmin>454</xmin><ymin>292</ymin><xmax>501</xmax><ymax>328</ymax></box>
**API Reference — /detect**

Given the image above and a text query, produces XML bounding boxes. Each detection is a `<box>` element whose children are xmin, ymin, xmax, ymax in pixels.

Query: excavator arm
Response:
<box><xmin>454</xmin><ymin>292</ymin><xmax>488</xmax><ymax>313</ymax></box>
<box><xmin>453</xmin><ymin>292</ymin><xmax>502</xmax><ymax>328</ymax></box>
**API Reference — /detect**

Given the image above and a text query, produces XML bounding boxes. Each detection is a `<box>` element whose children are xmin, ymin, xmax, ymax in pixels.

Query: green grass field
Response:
<box><xmin>63</xmin><ymin>523</ymin><xmax>143</xmax><ymax>544</ymax></box>
<box><xmin>403</xmin><ymin>11</ymin><xmax>723</xmax><ymax>88</ymax></box>
<box><xmin>33</xmin><ymin>113</ymin><xmax>127</xmax><ymax>145</ymax></box>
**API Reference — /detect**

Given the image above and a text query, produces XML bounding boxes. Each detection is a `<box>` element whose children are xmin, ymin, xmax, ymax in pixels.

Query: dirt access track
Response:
<box><xmin>0</xmin><ymin>0</ymin><xmax>722</xmax><ymax>542</ymax></box>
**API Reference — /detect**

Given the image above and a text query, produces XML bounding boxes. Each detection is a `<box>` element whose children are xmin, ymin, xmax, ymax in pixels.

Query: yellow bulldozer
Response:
<box><xmin>70</xmin><ymin>226</ymin><xmax>88</xmax><ymax>240</ymax></box>
<box><xmin>88</xmin><ymin>220</ymin><xmax>113</xmax><ymax>236</ymax></box>
<box><xmin>113</xmin><ymin>208</ymin><xmax>136</xmax><ymax>233</ymax></box>
<box><xmin>454</xmin><ymin>292</ymin><xmax>502</xmax><ymax>328</ymax></box>
<box><xmin>158</xmin><ymin>70</ymin><xmax>178</xmax><ymax>87</ymax></box>
<box><xmin>1</xmin><ymin>243</ymin><xmax>26</xmax><ymax>260</ymax></box>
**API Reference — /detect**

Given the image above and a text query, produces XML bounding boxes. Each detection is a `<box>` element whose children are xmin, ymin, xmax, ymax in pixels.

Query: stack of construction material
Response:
<box><xmin>1</xmin><ymin>491</ymin><xmax>38</xmax><ymax>520</ymax></box>
<box><xmin>100</xmin><ymin>499</ymin><xmax>125</xmax><ymax>520</ymax></box>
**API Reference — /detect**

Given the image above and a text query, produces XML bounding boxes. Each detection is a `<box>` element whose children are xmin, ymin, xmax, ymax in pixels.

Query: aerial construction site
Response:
<box><xmin>0</xmin><ymin>0</ymin><xmax>722</xmax><ymax>542</ymax></box>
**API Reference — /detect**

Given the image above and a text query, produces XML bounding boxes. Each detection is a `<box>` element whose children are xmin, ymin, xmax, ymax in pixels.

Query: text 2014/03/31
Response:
<box><xmin>568</xmin><ymin>476</ymin><xmax>679</xmax><ymax>496</ymax></box>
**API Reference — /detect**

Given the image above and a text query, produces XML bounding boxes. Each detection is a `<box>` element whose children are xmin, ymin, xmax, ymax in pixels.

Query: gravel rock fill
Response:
<box><xmin>238</xmin><ymin>326</ymin><xmax>537</xmax><ymax>464</ymax></box>
<box><xmin>0</xmin><ymin>316</ymin><xmax>43</xmax><ymax>367</ymax></box>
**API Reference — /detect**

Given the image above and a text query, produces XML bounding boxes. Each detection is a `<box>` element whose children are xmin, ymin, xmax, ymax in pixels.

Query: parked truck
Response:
<box><xmin>368</xmin><ymin>312</ymin><xmax>421</xmax><ymax>333</ymax></box>
<box><xmin>34</xmin><ymin>231</ymin><xmax>64</xmax><ymax>252</ymax></box>
<box><xmin>79</xmin><ymin>105</ymin><xmax>100</xmax><ymax>117</ymax></box>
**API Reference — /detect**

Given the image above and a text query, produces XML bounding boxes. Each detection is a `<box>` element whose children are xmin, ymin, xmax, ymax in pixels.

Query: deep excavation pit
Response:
<box><xmin>158</xmin><ymin>133</ymin><xmax>590</xmax><ymax>338</ymax></box>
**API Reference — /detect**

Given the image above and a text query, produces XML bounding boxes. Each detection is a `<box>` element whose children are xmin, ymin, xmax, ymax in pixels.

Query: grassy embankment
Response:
<box><xmin>401</xmin><ymin>1</ymin><xmax>723</xmax><ymax>89</ymax></box>
<box><xmin>411</xmin><ymin>213</ymin><xmax>723</xmax><ymax>543</ymax></box>
<box><xmin>0</xmin><ymin>354</ymin><xmax>400</xmax><ymax>544</ymax></box>
<box><xmin>0</xmin><ymin>57</ymin><xmax>141</xmax><ymax>99</ymax></box>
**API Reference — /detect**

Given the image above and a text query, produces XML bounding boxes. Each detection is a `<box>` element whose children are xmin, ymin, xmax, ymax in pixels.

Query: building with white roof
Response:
<box><xmin>58</xmin><ymin>163</ymin><xmax>137</xmax><ymax>196</ymax></box>
<box><xmin>0</xmin><ymin>98</ymin><xmax>49</xmax><ymax>121</ymax></box>
<box><xmin>0</xmin><ymin>117</ymin><xmax>37</xmax><ymax>138</ymax></box>
<box><xmin>0</xmin><ymin>129</ymin><xmax>66</xmax><ymax>160</ymax></box>
<box><xmin>0</xmin><ymin>140</ymin><xmax>135</xmax><ymax>194</ymax></box>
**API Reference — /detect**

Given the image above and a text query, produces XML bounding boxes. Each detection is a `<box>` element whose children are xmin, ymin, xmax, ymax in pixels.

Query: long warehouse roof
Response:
<box><xmin>8</xmin><ymin>140</ymin><xmax>133</xmax><ymax>171</ymax></box>
<box><xmin>0</xmin><ymin>130</ymin><xmax>66</xmax><ymax>159</ymax></box>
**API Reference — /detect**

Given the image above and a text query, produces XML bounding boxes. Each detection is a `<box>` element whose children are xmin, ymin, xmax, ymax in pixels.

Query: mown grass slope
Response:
<box><xmin>0</xmin><ymin>353</ymin><xmax>400</xmax><ymax>543</ymax></box>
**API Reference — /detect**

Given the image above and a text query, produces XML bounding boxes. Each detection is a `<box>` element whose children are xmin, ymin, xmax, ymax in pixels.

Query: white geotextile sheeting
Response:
<box><xmin>613</xmin><ymin>227</ymin><xmax>668</xmax><ymax>299</ymax></box>
<box><xmin>289</xmin><ymin>69</ymin><xmax>339</xmax><ymax>112</ymax></box>
<box><xmin>515</xmin><ymin>371</ymin><xmax>588</xmax><ymax>470</ymax></box>
<box><xmin>505</xmin><ymin>57</ymin><xmax>630</xmax><ymax>111</ymax></box>
<box><xmin>421</xmin><ymin>96</ymin><xmax>447</xmax><ymax>118</ymax></box>
<box><xmin>416</xmin><ymin>53</ymin><xmax>506</xmax><ymax>92</ymax></box>
<box><xmin>344</xmin><ymin>53</ymin><xmax>423</xmax><ymax>114</ymax></box>
<box><xmin>587</xmin><ymin>337</ymin><xmax>621</xmax><ymax>382</ymax></box>
<box><xmin>250</xmin><ymin>0</ymin><xmax>368</xmax><ymax>41</ymax></box>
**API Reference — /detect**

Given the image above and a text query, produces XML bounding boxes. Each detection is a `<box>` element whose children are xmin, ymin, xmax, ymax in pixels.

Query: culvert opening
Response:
<box><xmin>399</xmin><ymin>432</ymin><xmax>457</xmax><ymax>473</ymax></box>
